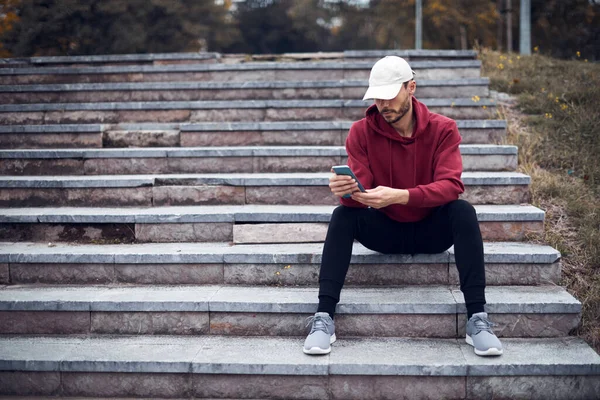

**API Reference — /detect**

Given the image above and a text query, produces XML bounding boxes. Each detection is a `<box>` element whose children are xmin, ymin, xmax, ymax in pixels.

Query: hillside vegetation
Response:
<box><xmin>479</xmin><ymin>48</ymin><xmax>600</xmax><ymax>352</ymax></box>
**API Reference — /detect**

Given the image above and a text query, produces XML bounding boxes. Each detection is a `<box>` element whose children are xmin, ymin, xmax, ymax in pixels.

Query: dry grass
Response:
<box><xmin>478</xmin><ymin>48</ymin><xmax>600</xmax><ymax>353</ymax></box>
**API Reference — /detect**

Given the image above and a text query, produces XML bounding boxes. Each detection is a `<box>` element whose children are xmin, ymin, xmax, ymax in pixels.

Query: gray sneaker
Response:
<box><xmin>466</xmin><ymin>312</ymin><xmax>503</xmax><ymax>356</ymax></box>
<box><xmin>303</xmin><ymin>312</ymin><xmax>336</xmax><ymax>355</ymax></box>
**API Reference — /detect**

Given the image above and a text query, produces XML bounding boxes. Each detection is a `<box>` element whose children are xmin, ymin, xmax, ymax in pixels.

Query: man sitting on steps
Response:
<box><xmin>303</xmin><ymin>56</ymin><xmax>503</xmax><ymax>357</ymax></box>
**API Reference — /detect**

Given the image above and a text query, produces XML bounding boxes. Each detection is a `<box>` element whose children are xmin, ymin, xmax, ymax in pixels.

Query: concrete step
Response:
<box><xmin>344</xmin><ymin>49</ymin><xmax>478</xmax><ymax>61</ymax></box>
<box><xmin>0</xmin><ymin>285</ymin><xmax>580</xmax><ymax>337</ymax></box>
<box><xmin>0</xmin><ymin>204</ymin><xmax>544</xmax><ymax>243</ymax></box>
<box><xmin>0</xmin><ymin>145</ymin><xmax>518</xmax><ymax>175</ymax></box>
<box><xmin>2</xmin><ymin>49</ymin><xmax>475</xmax><ymax>69</ymax></box>
<box><xmin>0</xmin><ymin>241</ymin><xmax>561</xmax><ymax>286</ymax></box>
<box><xmin>0</xmin><ymin>120</ymin><xmax>507</xmax><ymax>149</ymax></box>
<box><xmin>0</xmin><ymin>60</ymin><xmax>482</xmax><ymax>85</ymax></box>
<box><xmin>1</xmin><ymin>335</ymin><xmax>597</xmax><ymax>399</ymax></box>
<box><xmin>0</xmin><ymin>172</ymin><xmax>531</xmax><ymax>207</ymax></box>
<box><xmin>0</xmin><ymin>98</ymin><xmax>496</xmax><ymax>125</ymax></box>
<box><xmin>0</xmin><ymin>78</ymin><xmax>490</xmax><ymax>103</ymax></box>
<box><xmin>24</xmin><ymin>52</ymin><xmax>221</xmax><ymax>67</ymax></box>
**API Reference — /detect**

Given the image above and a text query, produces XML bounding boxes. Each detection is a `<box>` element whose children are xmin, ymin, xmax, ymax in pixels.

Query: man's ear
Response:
<box><xmin>409</xmin><ymin>80</ymin><xmax>417</xmax><ymax>95</ymax></box>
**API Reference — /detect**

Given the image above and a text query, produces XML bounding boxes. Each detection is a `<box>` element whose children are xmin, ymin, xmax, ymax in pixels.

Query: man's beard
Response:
<box><xmin>380</xmin><ymin>96</ymin><xmax>411</xmax><ymax>124</ymax></box>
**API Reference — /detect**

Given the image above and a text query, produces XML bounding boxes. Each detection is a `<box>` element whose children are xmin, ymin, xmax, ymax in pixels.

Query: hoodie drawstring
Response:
<box><xmin>389</xmin><ymin>138</ymin><xmax>392</xmax><ymax>187</ymax></box>
<box><xmin>413</xmin><ymin>137</ymin><xmax>417</xmax><ymax>187</ymax></box>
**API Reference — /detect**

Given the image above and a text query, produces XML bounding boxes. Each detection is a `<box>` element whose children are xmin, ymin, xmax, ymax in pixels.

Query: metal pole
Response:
<box><xmin>506</xmin><ymin>0</ymin><xmax>513</xmax><ymax>53</ymax></box>
<box><xmin>497</xmin><ymin>0</ymin><xmax>503</xmax><ymax>51</ymax></box>
<box><xmin>415</xmin><ymin>0</ymin><xmax>422</xmax><ymax>50</ymax></box>
<box><xmin>520</xmin><ymin>0</ymin><xmax>531</xmax><ymax>55</ymax></box>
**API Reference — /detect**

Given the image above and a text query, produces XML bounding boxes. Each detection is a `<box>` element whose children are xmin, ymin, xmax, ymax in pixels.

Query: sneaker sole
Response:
<box><xmin>303</xmin><ymin>333</ymin><xmax>336</xmax><ymax>355</ymax></box>
<box><xmin>466</xmin><ymin>334</ymin><xmax>503</xmax><ymax>356</ymax></box>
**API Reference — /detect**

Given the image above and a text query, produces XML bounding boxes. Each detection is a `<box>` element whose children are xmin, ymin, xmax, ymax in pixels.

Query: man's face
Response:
<box><xmin>374</xmin><ymin>83</ymin><xmax>411</xmax><ymax>124</ymax></box>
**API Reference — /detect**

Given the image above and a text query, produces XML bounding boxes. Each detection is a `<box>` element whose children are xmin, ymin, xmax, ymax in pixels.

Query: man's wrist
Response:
<box><xmin>394</xmin><ymin>189</ymin><xmax>409</xmax><ymax>205</ymax></box>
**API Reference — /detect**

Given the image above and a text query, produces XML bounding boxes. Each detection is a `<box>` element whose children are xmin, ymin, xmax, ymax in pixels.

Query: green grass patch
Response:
<box><xmin>478</xmin><ymin>48</ymin><xmax>600</xmax><ymax>352</ymax></box>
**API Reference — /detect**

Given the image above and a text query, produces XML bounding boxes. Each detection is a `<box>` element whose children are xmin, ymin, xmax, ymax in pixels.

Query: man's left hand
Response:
<box><xmin>351</xmin><ymin>186</ymin><xmax>409</xmax><ymax>208</ymax></box>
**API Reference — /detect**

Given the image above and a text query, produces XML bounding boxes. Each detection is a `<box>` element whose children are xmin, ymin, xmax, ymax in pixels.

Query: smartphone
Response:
<box><xmin>332</xmin><ymin>165</ymin><xmax>366</xmax><ymax>198</ymax></box>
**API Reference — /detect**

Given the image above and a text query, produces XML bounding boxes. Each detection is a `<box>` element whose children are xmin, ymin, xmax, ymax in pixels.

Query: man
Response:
<box><xmin>303</xmin><ymin>56</ymin><xmax>503</xmax><ymax>357</ymax></box>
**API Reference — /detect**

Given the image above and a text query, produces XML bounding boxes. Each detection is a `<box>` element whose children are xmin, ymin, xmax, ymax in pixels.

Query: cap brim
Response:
<box><xmin>362</xmin><ymin>83</ymin><xmax>402</xmax><ymax>101</ymax></box>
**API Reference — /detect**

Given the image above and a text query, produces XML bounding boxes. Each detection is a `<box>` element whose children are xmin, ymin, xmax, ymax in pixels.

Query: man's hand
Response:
<box><xmin>329</xmin><ymin>171</ymin><xmax>359</xmax><ymax>197</ymax></box>
<box><xmin>351</xmin><ymin>186</ymin><xmax>409</xmax><ymax>208</ymax></box>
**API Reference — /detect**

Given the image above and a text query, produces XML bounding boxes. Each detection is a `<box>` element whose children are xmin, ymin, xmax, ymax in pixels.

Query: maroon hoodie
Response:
<box><xmin>340</xmin><ymin>97</ymin><xmax>464</xmax><ymax>223</ymax></box>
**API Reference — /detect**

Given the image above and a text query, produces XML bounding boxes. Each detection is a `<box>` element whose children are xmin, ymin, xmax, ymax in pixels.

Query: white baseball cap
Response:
<box><xmin>362</xmin><ymin>56</ymin><xmax>416</xmax><ymax>101</ymax></box>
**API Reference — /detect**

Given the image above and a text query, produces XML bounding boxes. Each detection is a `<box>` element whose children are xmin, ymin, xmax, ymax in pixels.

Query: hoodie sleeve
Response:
<box><xmin>339</xmin><ymin>120</ymin><xmax>373</xmax><ymax>208</ymax></box>
<box><xmin>406</xmin><ymin>120</ymin><xmax>464</xmax><ymax>207</ymax></box>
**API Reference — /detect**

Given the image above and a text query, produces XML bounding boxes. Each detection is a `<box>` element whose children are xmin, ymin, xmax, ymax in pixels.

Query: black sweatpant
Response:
<box><xmin>317</xmin><ymin>199</ymin><xmax>486</xmax><ymax>319</ymax></box>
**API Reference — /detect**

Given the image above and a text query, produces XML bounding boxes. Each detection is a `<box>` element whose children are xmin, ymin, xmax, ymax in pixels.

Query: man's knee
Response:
<box><xmin>331</xmin><ymin>205</ymin><xmax>358</xmax><ymax>221</ymax></box>
<box><xmin>447</xmin><ymin>199</ymin><xmax>477</xmax><ymax>219</ymax></box>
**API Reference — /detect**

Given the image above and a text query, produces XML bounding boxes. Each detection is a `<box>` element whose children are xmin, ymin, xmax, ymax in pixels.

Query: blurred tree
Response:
<box><xmin>331</xmin><ymin>0</ymin><xmax>414</xmax><ymax>50</ymax></box>
<box><xmin>225</xmin><ymin>0</ymin><xmax>335</xmax><ymax>53</ymax></box>
<box><xmin>530</xmin><ymin>0</ymin><xmax>599</xmax><ymax>60</ymax></box>
<box><xmin>330</xmin><ymin>0</ymin><xmax>498</xmax><ymax>51</ymax></box>
<box><xmin>1</xmin><ymin>0</ymin><xmax>240</xmax><ymax>56</ymax></box>
<box><xmin>0</xmin><ymin>0</ymin><xmax>20</xmax><ymax>57</ymax></box>
<box><xmin>423</xmin><ymin>0</ymin><xmax>498</xmax><ymax>50</ymax></box>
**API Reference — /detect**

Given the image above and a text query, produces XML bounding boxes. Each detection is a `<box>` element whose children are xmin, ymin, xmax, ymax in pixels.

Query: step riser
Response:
<box><xmin>0</xmin><ymin>185</ymin><xmax>530</xmax><ymax>207</ymax></box>
<box><xmin>0</xmin><ymin>86</ymin><xmax>489</xmax><ymax>103</ymax></box>
<box><xmin>0</xmin><ymin>127</ymin><xmax>507</xmax><ymax>149</ymax></box>
<box><xmin>232</xmin><ymin>222</ymin><xmax>544</xmax><ymax>244</ymax></box>
<box><xmin>0</xmin><ymin>106</ymin><xmax>495</xmax><ymax>125</ymax></box>
<box><xmin>0</xmin><ymin>68</ymin><xmax>480</xmax><ymax>85</ymax></box>
<box><xmin>0</xmin><ymin>133</ymin><xmax>103</xmax><ymax>149</ymax></box>
<box><xmin>1</xmin><ymin>262</ymin><xmax>560</xmax><ymax>286</ymax></box>
<box><xmin>0</xmin><ymin>311</ymin><xmax>578</xmax><ymax>338</ymax></box>
<box><xmin>0</xmin><ymin>154</ymin><xmax>517</xmax><ymax>175</ymax></box>
<box><xmin>1</xmin><ymin>372</ymin><xmax>598</xmax><ymax>400</ymax></box>
<box><xmin>0</xmin><ymin>221</ymin><xmax>544</xmax><ymax>243</ymax></box>
<box><xmin>0</xmin><ymin>372</ymin><xmax>459</xmax><ymax>399</ymax></box>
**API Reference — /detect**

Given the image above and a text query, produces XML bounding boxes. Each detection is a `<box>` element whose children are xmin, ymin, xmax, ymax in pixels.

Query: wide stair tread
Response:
<box><xmin>0</xmin><ymin>335</ymin><xmax>598</xmax><ymax>376</ymax></box>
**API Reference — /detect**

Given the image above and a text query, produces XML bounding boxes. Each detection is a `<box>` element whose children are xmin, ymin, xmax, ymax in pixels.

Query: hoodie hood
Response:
<box><xmin>365</xmin><ymin>96</ymin><xmax>431</xmax><ymax>144</ymax></box>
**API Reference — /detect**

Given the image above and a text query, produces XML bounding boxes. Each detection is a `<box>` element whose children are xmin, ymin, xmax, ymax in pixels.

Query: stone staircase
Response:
<box><xmin>0</xmin><ymin>50</ymin><xmax>598</xmax><ymax>399</ymax></box>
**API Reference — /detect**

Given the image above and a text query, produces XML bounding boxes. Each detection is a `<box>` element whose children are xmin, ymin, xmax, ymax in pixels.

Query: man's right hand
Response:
<box><xmin>329</xmin><ymin>170</ymin><xmax>359</xmax><ymax>197</ymax></box>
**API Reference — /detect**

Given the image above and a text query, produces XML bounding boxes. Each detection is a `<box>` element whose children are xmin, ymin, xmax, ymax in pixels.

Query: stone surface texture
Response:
<box><xmin>328</xmin><ymin>376</ymin><xmax>466</xmax><ymax>400</ymax></box>
<box><xmin>0</xmin><ymin>133</ymin><xmax>101</xmax><ymax>149</ymax></box>
<box><xmin>152</xmin><ymin>185</ymin><xmax>245</xmax><ymax>206</ymax></box>
<box><xmin>0</xmin><ymin>371</ymin><xmax>61</xmax><ymax>396</ymax></box>
<box><xmin>114</xmin><ymin>263</ymin><xmax>224</xmax><ymax>285</ymax></box>
<box><xmin>0</xmin><ymin>263</ymin><xmax>8</xmax><ymax>284</ymax></box>
<box><xmin>103</xmin><ymin>130</ymin><xmax>179</xmax><ymax>147</ymax></box>
<box><xmin>0</xmin><ymin>311</ymin><xmax>90</xmax><ymax>334</ymax></box>
<box><xmin>10</xmin><ymin>263</ymin><xmax>115</xmax><ymax>284</ymax></box>
<box><xmin>135</xmin><ymin>223</ymin><xmax>233</xmax><ymax>242</ymax></box>
<box><xmin>90</xmin><ymin>312</ymin><xmax>209</xmax><ymax>335</ymax></box>
<box><xmin>449</xmin><ymin>262</ymin><xmax>561</xmax><ymax>286</ymax></box>
<box><xmin>466</xmin><ymin>375</ymin><xmax>600</xmax><ymax>400</ymax></box>
<box><xmin>192</xmin><ymin>374</ymin><xmax>329</xmax><ymax>400</ymax></box>
<box><xmin>334</xmin><ymin>314</ymin><xmax>456</xmax><ymax>337</ymax></box>
<box><xmin>233</xmin><ymin>223</ymin><xmax>328</xmax><ymax>243</ymax></box>
<box><xmin>62</xmin><ymin>372</ymin><xmax>191</xmax><ymax>397</ymax></box>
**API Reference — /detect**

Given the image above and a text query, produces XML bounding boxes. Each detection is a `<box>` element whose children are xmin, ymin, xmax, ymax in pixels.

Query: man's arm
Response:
<box><xmin>338</xmin><ymin>121</ymin><xmax>374</xmax><ymax>208</ymax></box>
<box><xmin>351</xmin><ymin>185</ymin><xmax>409</xmax><ymax>208</ymax></box>
<box><xmin>406</xmin><ymin>121</ymin><xmax>464</xmax><ymax>207</ymax></box>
